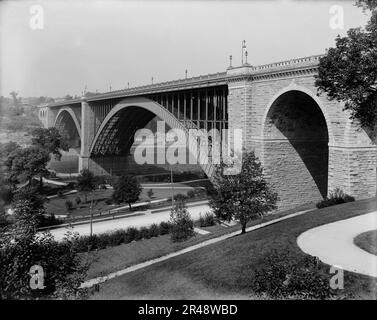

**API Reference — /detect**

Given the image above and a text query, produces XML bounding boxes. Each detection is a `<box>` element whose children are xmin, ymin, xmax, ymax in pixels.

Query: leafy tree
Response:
<box><xmin>9</xmin><ymin>91</ymin><xmax>20</xmax><ymax>107</ymax></box>
<box><xmin>169</xmin><ymin>201</ymin><xmax>194</xmax><ymax>242</ymax></box>
<box><xmin>31</xmin><ymin>127</ymin><xmax>69</xmax><ymax>160</ymax></box>
<box><xmin>5</xmin><ymin>146</ymin><xmax>50</xmax><ymax>188</ymax></box>
<box><xmin>76</xmin><ymin>169</ymin><xmax>96</xmax><ymax>203</ymax></box>
<box><xmin>0</xmin><ymin>199</ymin><xmax>89</xmax><ymax>299</ymax></box>
<box><xmin>209</xmin><ymin>151</ymin><xmax>278</xmax><ymax>234</ymax></box>
<box><xmin>112</xmin><ymin>175</ymin><xmax>142</xmax><ymax>210</ymax></box>
<box><xmin>315</xmin><ymin>0</ymin><xmax>377</xmax><ymax>131</ymax></box>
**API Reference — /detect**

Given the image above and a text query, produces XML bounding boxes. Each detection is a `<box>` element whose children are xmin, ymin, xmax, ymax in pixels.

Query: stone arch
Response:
<box><xmin>260</xmin><ymin>83</ymin><xmax>334</xmax><ymax>144</ymax></box>
<box><xmin>89</xmin><ymin>97</ymin><xmax>214</xmax><ymax>178</ymax></box>
<box><xmin>54</xmin><ymin>108</ymin><xmax>81</xmax><ymax>149</ymax></box>
<box><xmin>261</xmin><ymin>86</ymin><xmax>330</xmax><ymax>209</ymax></box>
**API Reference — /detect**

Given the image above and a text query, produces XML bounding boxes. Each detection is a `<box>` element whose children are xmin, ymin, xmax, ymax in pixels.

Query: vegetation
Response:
<box><xmin>169</xmin><ymin>201</ymin><xmax>195</xmax><ymax>242</ymax></box>
<box><xmin>315</xmin><ymin>0</ymin><xmax>377</xmax><ymax>131</ymax></box>
<box><xmin>210</xmin><ymin>151</ymin><xmax>278</xmax><ymax>234</ymax></box>
<box><xmin>316</xmin><ymin>188</ymin><xmax>355</xmax><ymax>209</ymax></box>
<box><xmin>5</xmin><ymin>146</ymin><xmax>50</xmax><ymax>187</ymax></box>
<box><xmin>76</xmin><ymin>169</ymin><xmax>96</xmax><ymax>203</ymax></box>
<box><xmin>112</xmin><ymin>175</ymin><xmax>142</xmax><ymax>210</ymax></box>
<box><xmin>353</xmin><ymin>229</ymin><xmax>377</xmax><ymax>255</ymax></box>
<box><xmin>0</xmin><ymin>198</ymin><xmax>88</xmax><ymax>299</ymax></box>
<box><xmin>198</xmin><ymin>212</ymin><xmax>216</xmax><ymax>228</ymax></box>
<box><xmin>31</xmin><ymin>127</ymin><xmax>69</xmax><ymax>160</ymax></box>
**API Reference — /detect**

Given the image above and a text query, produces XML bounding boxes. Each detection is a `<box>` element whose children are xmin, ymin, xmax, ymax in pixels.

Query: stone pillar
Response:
<box><xmin>226</xmin><ymin>65</ymin><xmax>253</xmax><ymax>151</ymax></box>
<box><xmin>328</xmin><ymin>145</ymin><xmax>377</xmax><ymax>199</ymax></box>
<box><xmin>79</xmin><ymin>97</ymin><xmax>96</xmax><ymax>172</ymax></box>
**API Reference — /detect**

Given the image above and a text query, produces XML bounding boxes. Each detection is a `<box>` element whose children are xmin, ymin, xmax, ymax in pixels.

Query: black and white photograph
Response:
<box><xmin>0</xmin><ymin>0</ymin><xmax>377</xmax><ymax>306</ymax></box>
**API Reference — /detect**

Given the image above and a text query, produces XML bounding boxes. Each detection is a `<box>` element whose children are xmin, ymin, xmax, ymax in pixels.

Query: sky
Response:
<box><xmin>0</xmin><ymin>0</ymin><xmax>371</xmax><ymax>98</ymax></box>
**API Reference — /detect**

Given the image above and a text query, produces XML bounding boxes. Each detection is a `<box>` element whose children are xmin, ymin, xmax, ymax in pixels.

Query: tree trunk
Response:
<box><xmin>128</xmin><ymin>203</ymin><xmax>132</xmax><ymax>211</ymax></box>
<box><xmin>241</xmin><ymin>222</ymin><xmax>246</xmax><ymax>234</ymax></box>
<box><xmin>39</xmin><ymin>175</ymin><xmax>43</xmax><ymax>190</ymax></box>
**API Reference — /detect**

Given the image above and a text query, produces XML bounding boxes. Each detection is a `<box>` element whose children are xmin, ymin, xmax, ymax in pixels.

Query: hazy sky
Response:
<box><xmin>0</xmin><ymin>0</ymin><xmax>371</xmax><ymax>98</ymax></box>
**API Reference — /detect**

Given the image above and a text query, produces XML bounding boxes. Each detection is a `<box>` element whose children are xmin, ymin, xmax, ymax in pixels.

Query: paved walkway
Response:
<box><xmin>297</xmin><ymin>211</ymin><xmax>377</xmax><ymax>278</ymax></box>
<box><xmin>81</xmin><ymin>209</ymin><xmax>312</xmax><ymax>288</ymax></box>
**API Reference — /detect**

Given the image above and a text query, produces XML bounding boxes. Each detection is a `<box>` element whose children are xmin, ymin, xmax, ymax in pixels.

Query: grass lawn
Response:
<box><xmin>88</xmin><ymin>197</ymin><xmax>377</xmax><ymax>300</ymax></box>
<box><xmin>354</xmin><ymin>230</ymin><xmax>377</xmax><ymax>256</ymax></box>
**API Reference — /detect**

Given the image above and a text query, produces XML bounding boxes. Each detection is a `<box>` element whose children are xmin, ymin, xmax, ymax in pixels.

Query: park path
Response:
<box><xmin>297</xmin><ymin>211</ymin><xmax>377</xmax><ymax>278</ymax></box>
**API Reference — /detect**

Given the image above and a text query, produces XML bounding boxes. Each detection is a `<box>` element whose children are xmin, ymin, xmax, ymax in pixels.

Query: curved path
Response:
<box><xmin>297</xmin><ymin>211</ymin><xmax>377</xmax><ymax>278</ymax></box>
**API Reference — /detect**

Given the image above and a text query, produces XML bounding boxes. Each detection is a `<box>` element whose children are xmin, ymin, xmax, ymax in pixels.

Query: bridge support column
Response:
<box><xmin>79</xmin><ymin>97</ymin><xmax>96</xmax><ymax>172</ymax></box>
<box><xmin>226</xmin><ymin>66</ymin><xmax>253</xmax><ymax>150</ymax></box>
<box><xmin>328</xmin><ymin>145</ymin><xmax>377</xmax><ymax>199</ymax></box>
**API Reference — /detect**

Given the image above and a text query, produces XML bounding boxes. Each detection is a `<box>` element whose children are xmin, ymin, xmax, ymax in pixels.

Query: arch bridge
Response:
<box><xmin>41</xmin><ymin>54</ymin><xmax>377</xmax><ymax>209</ymax></box>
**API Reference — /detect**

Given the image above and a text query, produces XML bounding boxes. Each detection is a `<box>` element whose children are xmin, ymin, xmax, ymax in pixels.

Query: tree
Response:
<box><xmin>9</xmin><ymin>91</ymin><xmax>20</xmax><ymax>107</ymax></box>
<box><xmin>31</xmin><ymin>127</ymin><xmax>69</xmax><ymax>160</ymax></box>
<box><xmin>169</xmin><ymin>201</ymin><xmax>194</xmax><ymax>242</ymax></box>
<box><xmin>112</xmin><ymin>175</ymin><xmax>142</xmax><ymax>210</ymax></box>
<box><xmin>76</xmin><ymin>169</ymin><xmax>96</xmax><ymax>203</ymax></box>
<box><xmin>209</xmin><ymin>151</ymin><xmax>278</xmax><ymax>234</ymax></box>
<box><xmin>5</xmin><ymin>146</ymin><xmax>50</xmax><ymax>188</ymax></box>
<box><xmin>0</xmin><ymin>199</ymin><xmax>89</xmax><ymax>299</ymax></box>
<box><xmin>315</xmin><ymin>0</ymin><xmax>377</xmax><ymax>131</ymax></box>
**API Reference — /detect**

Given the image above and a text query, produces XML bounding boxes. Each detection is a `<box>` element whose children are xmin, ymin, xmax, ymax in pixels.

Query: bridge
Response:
<box><xmin>39</xmin><ymin>54</ymin><xmax>377</xmax><ymax>209</ymax></box>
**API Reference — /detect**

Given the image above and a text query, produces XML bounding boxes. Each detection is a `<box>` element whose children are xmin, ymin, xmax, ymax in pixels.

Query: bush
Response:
<box><xmin>126</xmin><ymin>227</ymin><xmax>141</xmax><ymax>242</ymax></box>
<box><xmin>38</xmin><ymin>214</ymin><xmax>64</xmax><ymax>228</ymax></box>
<box><xmin>316</xmin><ymin>188</ymin><xmax>355</xmax><ymax>209</ymax></box>
<box><xmin>140</xmin><ymin>226</ymin><xmax>152</xmax><ymax>239</ymax></box>
<box><xmin>169</xmin><ymin>203</ymin><xmax>194</xmax><ymax>242</ymax></box>
<box><xmin>187</xmin><ymin>190</ymin><xmax>196</xmax><ymax>199</ymax></box>
<box><xmin>198</xmin><ymin>212</ymin><xmax>215</xmax><ymax>227</ymax></box>
<box><xmin>159</xmin><ymin>221</ymin><xmax>172</xmax><ymax>235</ymax></box>
<box><xmin>251</xmin><ymin>250</ymin><xmax>333</xmax><ymax>299</ymax></box>
<box><xmin>174</xmin><ymin>193</ymin><xmax>187</xmax><ymax>202</ymax></box>
<box><xmin>105</xmin><ymin>198</ymin><xmax>113</xmax><ymax>205</ymax></box>
<box><xmin>57</xmin><ymin>190</ymin><xmax>64</xmax><ymax>198</ymax></box>
<box><xmin>149</xmin><ymin>223</ymin><xmax>160</xmax><ymax>238</ymax></box>
<box><xmin>75</xmin><ymin>196</ymin><xmax>81</xmax><ymax>205</ymax></box>
<box><xmin>65</xmin><ymin>200</ymin><xmax>73</xmax><ymax>211</ymax></box>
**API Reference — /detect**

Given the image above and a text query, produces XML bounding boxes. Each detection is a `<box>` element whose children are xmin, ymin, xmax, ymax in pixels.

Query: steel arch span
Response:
<box><xmin>89</xmin><ymin>97</ymin><xmax>215</xmax><ymax>178</ymax></box>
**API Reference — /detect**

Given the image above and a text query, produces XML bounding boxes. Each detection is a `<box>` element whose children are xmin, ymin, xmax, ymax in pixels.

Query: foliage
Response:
<box><xmin>75</xmin><ymin>196</ymin><xmax>81</xmax><ymax>205</ymax></box>
<box><xmin>71</xmin><ymin>221</ymin><xmax>173</xmax><ymax>252</ymax></box>
<box><xmin>316</xmin><ymin>188</ymin><xmax>355</xmax><ymax>209</ymax></box>
<box><xmin>209</xmin><ymin>151</ymin><xmax>278</xmax><ymax>234</ymax></box>
<box><xmin>315</xmin><ymin>1</ymin><xmax>377</xmax><ymax>130</ymax></box>
<box><xmin>147</xmin><ymin>188</ymin><xmax>154</xmax><ymax>199</ymax></box>
<box><xmin>112</xmin><ymin>175</ymin><xmax>142</xmax><ymax>210</ymax></box>
<box><xmin>65</xmin><ymin>200</ymin><xmax>74</xmax><ymax>211</ymax></box>
<box><xmin>0</xmin><ymin>218</ymin><xmax>89</xmax><ymax>299</ymax></box>
<box><xmin>76</xmin><ymin>169</ymin><xmax>96</xmax><ymax>202</ymax></box>
<box><xmin>31</xmin><ymin>127</ymin><xmax>69</xmax><ymax>160</ymax></box>
<box><xmin>169</xmin><ymin>202</ymin><xmax>194</xmax><ymax>242</ymax></box>
<box><xmin>173</xmin><ymin>193</ymin><xmax>187</xmax><ymax>202</ymax></box>
<box><xmin>198</xmin><ymin>212</ymin><xmax>216</xmax><ymax>227</ymax></box>
<box><xmin>251</xmin><ymin>250</ymin><xmax>334</xmax><ymax>299</ymax></box>
<box><xmin>5</xmin><ymin>146</ymin><xmax>50</xmax><ymax>185</ymax></box>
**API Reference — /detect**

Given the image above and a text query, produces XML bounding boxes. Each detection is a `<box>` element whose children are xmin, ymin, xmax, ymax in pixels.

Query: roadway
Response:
<box><xmin>49</xmin><ymin>201</ymin><xmax>211</xmax><ymax>241</ymax></box>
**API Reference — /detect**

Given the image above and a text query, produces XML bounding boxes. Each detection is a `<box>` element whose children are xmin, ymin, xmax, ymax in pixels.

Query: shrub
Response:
<box><xmin>174</xmin><ymin>193</ymin><xmax>187</xmax><ymax>202</ymax></box>
<box><xmin>149</xmin><ymin>223</ymin><xmax>160</xmax><ymax>238</ymax></box>
<box><xmin>140</xmin><ymin>226</ymin><xmax>152</xmax><ymax>239</ymax></box>
<box><xmin>169</xmin><ymin>203</ymin><xmax>194</xmax><ymax>242</ymax></box>
<box><xmin>159</xmin><ymin>221</ymin><xmax>171</xmax><ymax>235</ymax></box>
<box><xmin>75</xmin><ymin>196</ymin><xmax>81</xmax><ymax>205</ymax></box>
<box><xmin>65</xmin><ymin>200</ymin><xmax>73</xmax><ymax>211</ymax></box>
<box><xmin>251</xmin><ymin>250</ymin><xmax>333</xmax><ymax>299</ymax></box>
<box><xmin>57</xmin><ymin>190</ymin><xmax>64</xmax><ymax>198</ymax></box>
<box><xmin>105</xmin><ymin>198</ymin><xmax>113</xmax><ymax>205</ymax></box>
<box><xmin>187</xmin><ymin>190</ymin><xmax>196</xmax><ymax>199</ymax></box>
<box><xmin>316</xmin><ymin>188</ymin><xmax>355</xmax><ymax>209</ymax></box>
<box><xmin>198</xmin><ymin>212</ymin><xmax>215</xmax><ymax>227</ymax></box>
<box><xmin>125</xmin><ymin>227</ymin><xmax>141</xmax><ymax>242</ymax></box>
